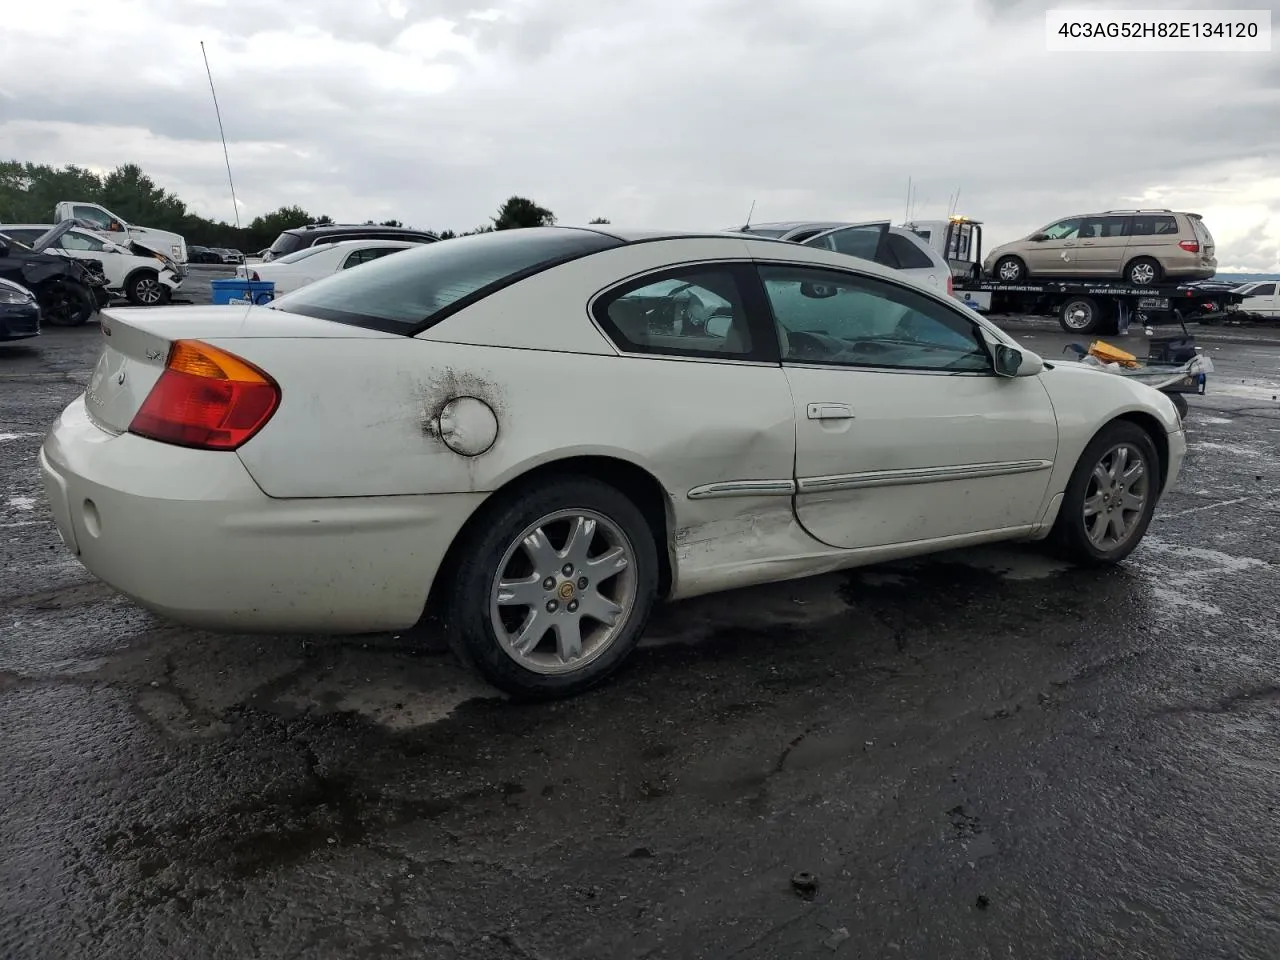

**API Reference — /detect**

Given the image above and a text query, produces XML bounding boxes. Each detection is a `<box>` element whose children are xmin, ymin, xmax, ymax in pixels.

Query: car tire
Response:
<box><xmin>1058</xmin><ymin>295</ymin><xmax>1106</xmax><ymax>334</ymax></box>
<box><xmin>1125</xmin><ymin>257</ymin><xmax>1162</xmax><ymax>286</ymax></box>
<box><xmin>1170</xmin><ymin>393</ymin><xmax>1189</xmax><ymax>419</ymax></box>
<box><xmin>38</xmin><ymin>280</ymin><xmax>95</xmax><ymax>327</ymax></box>
<box><xmin>1049</xmin><ymin>420</ymin><xmax>1161</xmax><ymax>566</ymax></box>
<box><xmin>993</xmin><ymin>255</ymin><xmax>1027</xmax><ymax>283</ymax></box>
<box><xmin>442</xmin><ymin>475</ymin><xmax>660</xmax><ymax>700</ymax></box>
<box><xmin>125</xmin><ymin>270</ymin><xmax>170</xmax><ymax>306</ymax></box>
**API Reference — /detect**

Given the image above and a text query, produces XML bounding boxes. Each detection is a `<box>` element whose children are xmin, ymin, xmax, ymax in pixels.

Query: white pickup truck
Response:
<box><xmin>54</xmin><ymin>201</ymin><xmax>188</xmax><ymax>263</ymax></box>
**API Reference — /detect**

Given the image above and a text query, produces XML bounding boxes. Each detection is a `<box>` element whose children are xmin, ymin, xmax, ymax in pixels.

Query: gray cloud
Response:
<box><xmin>0</xmin><ymin>0</ymin><xmax>1276</xmax><ymax>271</ymax></box>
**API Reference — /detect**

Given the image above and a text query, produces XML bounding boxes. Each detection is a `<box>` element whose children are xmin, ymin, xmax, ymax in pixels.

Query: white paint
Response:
<box><xmin>38</xmin><ymin>235</ymin><xmax>1188</xmax><ymax>641</ymax></box>
<box><xmin>1210</xmin><ymin>383</ymin><xmax>1280</xmax><ymax>402</ymax></box>
<box><xmin>1197</xmin><ymin>416</ymin><xmax>1233</xmax><ymax>425</ymax></box>
<box><xmin>0</xmin><ymin>432</ymin><xmax>41</xmax><ymax>443</ymax></box>
<box><xmin>1190</xmin><ymin>440</ymin><xmax>1266</xmax><ymax>459</ymax></box>
<box><xmin>1137</xmin><ymin>538</ymin><xmax>1271</xmax><ymax>625</ymax></box>
<box><xmin>1156</xmin><ymin>495</ymin><xmax>1255</xmax><ymax>520</ymax></box>
<box><xmin>5</xmin><ymin>496</ymin><xmax>36</xmax><ymax>511</ymax></box>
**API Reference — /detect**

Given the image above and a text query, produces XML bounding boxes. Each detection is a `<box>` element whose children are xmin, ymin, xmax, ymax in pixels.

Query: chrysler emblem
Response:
<box><xmin>116</xmin><ymin>370</ymin><xmax>126</xmax><ymax>385</ymax></box>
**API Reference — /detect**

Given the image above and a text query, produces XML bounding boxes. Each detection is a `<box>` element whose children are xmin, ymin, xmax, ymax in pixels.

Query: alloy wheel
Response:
<box><xmin>488</xmin><ymin>508</ymin><xmax>638</xmax><ymax>675</ymax></box>
<box><xmin>1083</xmin><ymin>442</ymin><xmax>1149</xmax><ymax>550</ymax></box>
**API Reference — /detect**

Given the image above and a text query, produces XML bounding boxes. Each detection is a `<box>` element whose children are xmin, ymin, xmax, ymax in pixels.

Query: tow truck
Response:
<box><xmin>904</xmin><ymin>215</ymin><xmax>1246</xmax><ymax>336</ymax></box>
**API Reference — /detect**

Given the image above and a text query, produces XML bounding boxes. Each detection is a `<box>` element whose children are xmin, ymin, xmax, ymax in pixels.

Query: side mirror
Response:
<box><xmin>705</xmin><ymin>316</ymin><xmax>731</xmax><ymax>338</ymax></box>
<box><xmin>993</xmin><ymin>343</ymin><xmax>1044</xmax><ymax>378</ymax></box>
<box><xmin>800</xmin><ymin>281</ymin><xmax>839</xmax><ymax>299</ymax></box>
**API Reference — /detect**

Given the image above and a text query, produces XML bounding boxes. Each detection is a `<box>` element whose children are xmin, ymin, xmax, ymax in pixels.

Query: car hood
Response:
<box><xmin>31</xmin><ymin>219</ymin><xmax>77</xmax><ymax>251</ymax></box>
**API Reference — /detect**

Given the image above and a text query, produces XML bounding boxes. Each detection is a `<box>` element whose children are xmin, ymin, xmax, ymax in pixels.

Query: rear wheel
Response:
<box><xmin>1125</xmin><ymin>257</ymin><xmax>1162</xmax><ymax>286</ymax></box>
<box><xmin>38</xmin><ymin>280</ymin><xmax>95</xmax><ymax>327</ymax></box>
<box><xmin>442</xmin><ymin>475</ymin><xmax>659</xmax><ymax>700</ymax></box>
<box><xmin>1059</xmin><ymin>295</ymin><xmax>1106</xmax><ymax>334</ymax></box>
<box><xmin>1050</xmin><ymin>421</ymin><xmax>1160</xmax><ymax>565</ymax></box>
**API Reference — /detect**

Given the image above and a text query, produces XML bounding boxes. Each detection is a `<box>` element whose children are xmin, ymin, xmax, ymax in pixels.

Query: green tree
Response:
<box><xmin>589</xmin><ymin>217</ymin><xmax>610</xmax><ymax>224</ymax></box>
<box><xmin>492</xmin><ymin>195</ymin><xmax>555</xmax><ymax>230</ymax></box>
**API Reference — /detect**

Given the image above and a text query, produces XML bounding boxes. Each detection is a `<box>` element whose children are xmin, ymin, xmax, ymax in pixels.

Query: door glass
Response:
<box><xmin>1041</xmin><ymin>219</ymin><xmax>1081</xmax><ymax>240</ymax></box>
<box><xmin>59</xmin><ymin>231</ymin><xmax>107</xmax><ymax>251</ymax></box>
<box><xmin>759</xmin><ymin>265</ymin><xmax>991</xmax><ymax>372</ymax></box>
<box><xmin>72</xmin><ymin>205</ymin><xmax>114</xmax><ymax>230</ymax></box>
<box><xmin>595</xmin><ymin>267</ymin><xmax>753</xmax><ymax>358</ymax></box>
<box><xmin>1100</xmin><ymin>216</ymin><xmax>1131</xmax><ymax>237</ymax></box>
<box><xmin>1251</xmin><ymin>283</ymin><xmax>1276</xmax><ymax>297</ymax></box>
<box><xmin>341</xmin><ymin>250</ymin><xmax>369</xmax><ymax>269</ymax></box>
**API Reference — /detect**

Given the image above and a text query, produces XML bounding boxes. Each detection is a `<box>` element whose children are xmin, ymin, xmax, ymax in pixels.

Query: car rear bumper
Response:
<box><xmin>39</xmin><ymin>396</ymin><xmax>485</xmax><ymax>634</ymax></box>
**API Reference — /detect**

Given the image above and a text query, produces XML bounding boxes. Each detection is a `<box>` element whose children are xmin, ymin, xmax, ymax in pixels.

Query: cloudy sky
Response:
<box><xmin>1</xmin><ymin>0</ymin><xmax>1277</xmax><ymax>271</ymax></box>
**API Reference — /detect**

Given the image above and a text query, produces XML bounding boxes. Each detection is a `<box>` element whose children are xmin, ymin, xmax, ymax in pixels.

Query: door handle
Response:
<box><xmin>1080</xmin><ymin>241</ymin><xmax>1096</xmax><ymax>246</ymax></box>
<box><xmin>807</xmin><ymin>402</ymin><xmax>853</xmax><ymax>420</ymax></box>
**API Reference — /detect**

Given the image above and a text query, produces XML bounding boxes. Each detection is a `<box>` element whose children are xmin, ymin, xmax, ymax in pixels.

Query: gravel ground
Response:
<box><xmin>3</xmin><ymin>315</ymin><xmax>1280</xmax><ymax>960</ymax></box>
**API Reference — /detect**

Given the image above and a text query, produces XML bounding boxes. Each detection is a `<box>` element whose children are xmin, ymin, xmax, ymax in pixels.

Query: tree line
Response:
<box><xmin>0</xmin><ymin>160</ymin><xmax>609</xmax><ymax>252</ymax></box>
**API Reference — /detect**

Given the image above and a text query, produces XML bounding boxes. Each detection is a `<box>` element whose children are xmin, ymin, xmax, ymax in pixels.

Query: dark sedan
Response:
<box><xmin>0</xmin><ymin>277</ymin><xmax>40</xmax><ymax>342</ymax></box>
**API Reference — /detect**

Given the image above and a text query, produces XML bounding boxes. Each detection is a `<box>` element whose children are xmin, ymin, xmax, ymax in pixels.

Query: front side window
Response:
<box><xmin>72</xmin><ymin>205</ymin><xmax>116</xmax><ymax>230</ymax></box>
<box><xmin>759</xmin><ymin>264</ymin><xmax>991</xmax><ymax>372</ymax></box>
<box><xmin>1041</xmin><ymin>218</ymin><xmax>1082</xmax><ymax>240</ymax></box>
<box><xmin>594</xmin><ymin>266</ymin><xmax>754</xmax><ymax>358</ymax></box>
<box><xmin>1250</xmin><ymin>283</ymin><xmax>1275</xmax><ymax>297</ymax></box>
<box><xmin>271</xmin><ymin>227</ymin><xmax>624</xmax><ymax>334</ymax></box>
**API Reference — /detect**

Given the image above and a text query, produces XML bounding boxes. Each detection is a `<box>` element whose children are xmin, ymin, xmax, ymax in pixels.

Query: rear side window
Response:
<box><xmin>1</xmin><ymin>229</ymin><xmax>44</xmax><ymax>246</ymax></box>
<box><xmin>885</xmin><ymin>232</ymin><xmax>934</xmax><ymax>269</ymax></box>
<box><xmin>271</xmin><ymin>227</ymin><xmax>624</xmax><ymax>334</ymax></box>
<box><xmin>1131</xmin><ymin>215</ymin><xmax>1179</xmax><ymax>236</ymax></box>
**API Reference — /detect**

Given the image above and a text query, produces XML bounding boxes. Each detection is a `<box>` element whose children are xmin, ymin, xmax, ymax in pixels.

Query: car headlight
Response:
<box><xmin>0</xmin><ymin>286</ymin><xmax>34</xmax><ymax>305</ymax></box>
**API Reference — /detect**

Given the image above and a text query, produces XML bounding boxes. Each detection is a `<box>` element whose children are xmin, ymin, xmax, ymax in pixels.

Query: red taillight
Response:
<box><xmin>947</xmin><ymin>274</ymin><xmax>954</xmax><ymax>296</ymax></box>
<box><xmin>128</xmin><ymin>340</ymin><xmax>280</xmax><ymax>450</ymax></box>
<box><xmin>1179</xmin><ymin>239</ymin><xmax>1200</xmax><ymax>253</ymax></box>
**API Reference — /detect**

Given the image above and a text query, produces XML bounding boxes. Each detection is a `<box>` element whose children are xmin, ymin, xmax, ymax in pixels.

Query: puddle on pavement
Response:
<box><xmin>274</xmin><ymin>655</ymin><xmax>500</xmax><ymax>730</ymax></box>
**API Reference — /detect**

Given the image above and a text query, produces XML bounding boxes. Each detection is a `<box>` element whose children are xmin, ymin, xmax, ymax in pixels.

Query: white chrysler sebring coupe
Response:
<box><xmin>40</xmin><ymin>227</ymin><xmax>1186</xmax><ymax>699</ymax></box>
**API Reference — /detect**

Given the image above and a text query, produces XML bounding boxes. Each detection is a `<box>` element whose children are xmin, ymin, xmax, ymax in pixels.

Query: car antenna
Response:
<box><xmin>200</xmin><ymin>40</ymin><xmax>241</xmax><ymax>229</ymax></box>
<box><xmin>742</xmin><ymin>199</ymin><xmax>756</xmax><ymax>231</ymax></box>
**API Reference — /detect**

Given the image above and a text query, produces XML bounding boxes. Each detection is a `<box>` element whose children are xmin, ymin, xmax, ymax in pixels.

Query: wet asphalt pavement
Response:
<box><xmin>3</xmin><ymin>294</ymin><xmax>1280</xmax><ymax>959</ymax></box>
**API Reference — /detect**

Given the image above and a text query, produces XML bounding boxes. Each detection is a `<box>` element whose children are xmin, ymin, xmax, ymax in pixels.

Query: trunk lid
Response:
<box><xmin>82</xmin><ymin>305</ymin><xmax>399</xmax><ymax>434</ymax></box>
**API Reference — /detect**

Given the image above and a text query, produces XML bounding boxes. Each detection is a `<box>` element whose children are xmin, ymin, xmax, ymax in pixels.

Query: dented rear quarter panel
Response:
<box><xmin>224</xmin><ymin>335</ymin><xmax>798</xmax><ymax>533</ymax></box>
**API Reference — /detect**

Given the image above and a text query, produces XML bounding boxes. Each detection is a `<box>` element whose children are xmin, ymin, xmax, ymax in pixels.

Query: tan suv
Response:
<box><xmin>983</xmin><ymin>209</ymin><xmax>1217</xmax><ymax>286</ymax></box>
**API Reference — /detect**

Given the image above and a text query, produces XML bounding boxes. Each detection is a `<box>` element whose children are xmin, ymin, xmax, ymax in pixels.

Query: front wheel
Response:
<box><xmin>443</xmin><ymin>476</ymin><xmax>659</xmax><ymax>700</ymax></box>
<box><xmin>1050</xmin><ymin>420</ymin><xmax>1161</xmax><ymax>565</ymax></box>
<box><xmin>38</xmin><ymin>280</ymin><xmax>95</xmax><ymax>327</ymax></box>
<box><xmin>993</xmin><ymin>255</ymin><xmax>1027</xmax><ymax>283</ymax></box>
<box><xmin>126</xmin><ymin>270</ymin><xmax>170</xmax><ymax>306</ymax></box>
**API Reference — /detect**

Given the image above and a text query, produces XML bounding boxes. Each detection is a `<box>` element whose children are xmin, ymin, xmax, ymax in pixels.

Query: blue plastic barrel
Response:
<box><xmin>210</xmin><ymin>278</ymin><xmax>276</xmax><ymax>306</ymax></box>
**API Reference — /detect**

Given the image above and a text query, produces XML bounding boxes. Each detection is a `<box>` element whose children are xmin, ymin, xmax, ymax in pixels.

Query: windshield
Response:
<box><xmin>271</xmin><ymin>227</ymin><xmax>625</xmax><ymax>334</ymax></box>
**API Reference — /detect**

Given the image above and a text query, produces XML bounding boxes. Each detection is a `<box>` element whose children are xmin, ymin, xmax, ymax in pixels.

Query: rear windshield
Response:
<box><xmin>270</xmin><ymin>227</ymin><xmax>625</xmax><ymax>334</ymax></box>
<box><xmin>268</xmin><ymin>232</ymin><xmax>306</xmax><ymax>258</ymax></box>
